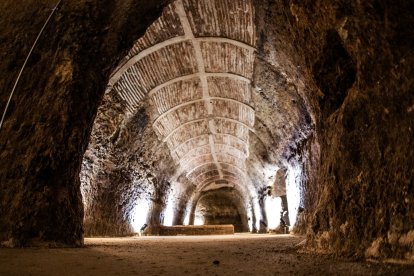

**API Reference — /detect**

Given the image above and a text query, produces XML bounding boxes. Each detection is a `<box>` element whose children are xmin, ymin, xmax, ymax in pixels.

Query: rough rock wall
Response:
<box><xmin>196</xmin><ymin>189</ymin><xmax>248</xmax><ymax>232</ymax></box>
<box><xmin>255</xmin><ymin>0</ymin><xmax>414</xmax><ymax>258</ymax></box>
<box><xmin>307</xmin><ymin>2</ymin><xmax>414</xmax><ymax>259</ymax></box>
<box><xmin>81</xmin><ymin>91</ymin><xmax>175</xmax><ymax>236</ymax></box>
<box><xmin>0</xmin><ymin>0</ymin><xmax>168</xmax><ymax>246</ymax></box>
<box><xmin>171</xmin><ymin>177</ymin><xmax>196</xmax><ymax>225</ymax></box>
<box><xmin>0</xmin><ymin>0</ymin><xmax>412</xmax><ymax>259</ymax></box>
<box><xmin>251</xmin><ymin>1</ymin><xmax>316</xmax><ymax>237</ymax></box>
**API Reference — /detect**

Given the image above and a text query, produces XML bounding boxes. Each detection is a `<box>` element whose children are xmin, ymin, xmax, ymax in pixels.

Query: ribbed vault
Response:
<box><xmin>108</xmin><ymin>0</ymin><xmax>256</xmax><ymax>194</ymax></box>
<box><xmin>1</xmin><ymin>0</ymin><xmax>412</xmax><ymax>261</ymax></box>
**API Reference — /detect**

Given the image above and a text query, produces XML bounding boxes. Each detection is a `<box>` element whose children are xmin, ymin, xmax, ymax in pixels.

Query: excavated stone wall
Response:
<box><xmin>0</xmin><ymin>0</ymin><xmax>168</xmax><ymax>246</ymax></box>
<box><xmin>80</xmin><ymin>90</ymin><xmax>175</xmax><ymax>236</ymax></box>
<box><xmin>195</xmin><ymin>189</ymin><xmax>248</xmax><ymax>232</ymax></box>
<box><xmin>0</xmin><ymin>0</ymin><xmax>413</xmax><ymax>260</ymax></box>
<box><xmin>254</xmin><ymin>0</ymin><xmax>414</xmax><ymax>258</ymax></box>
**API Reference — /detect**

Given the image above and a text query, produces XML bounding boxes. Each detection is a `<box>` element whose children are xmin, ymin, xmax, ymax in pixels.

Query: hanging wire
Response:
<box><xmin>0</xmin><ymin>0</ymin><xmax>63</xmax><ymax>131</ymax></box>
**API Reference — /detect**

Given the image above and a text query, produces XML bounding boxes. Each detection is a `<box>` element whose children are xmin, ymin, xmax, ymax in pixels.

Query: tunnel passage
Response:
<box><xmin>1</xmin><ymin>0</ymin><xmax>412</xmax><ymax>261</ymax></box>
<box><xmin>194</xmin><ymin>188</ymin><xmax>248</xmax><ymax>232</ymax></box>
<box><xmin>80</xmin><ymin>0</ymin><xmax>311</xmax><ymax>237</ymax></box>
<box><xmin>81</xmin><ymin>0</ymin><xmax>414</xmax><ymax>260</ymax></box>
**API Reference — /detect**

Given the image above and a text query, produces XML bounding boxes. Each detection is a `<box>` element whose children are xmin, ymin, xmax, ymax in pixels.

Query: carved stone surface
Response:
<box><xmin>0</xmin><ymin>0</ymin><xmax>413</xmax><ymax>261</ymax></box>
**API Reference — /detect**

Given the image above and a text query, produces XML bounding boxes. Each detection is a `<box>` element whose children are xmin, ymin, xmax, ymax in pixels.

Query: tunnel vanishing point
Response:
<box><xmin>0</xmin><ymin>0</ymin><xmax>413</xmax><ymax>262</ymax></box>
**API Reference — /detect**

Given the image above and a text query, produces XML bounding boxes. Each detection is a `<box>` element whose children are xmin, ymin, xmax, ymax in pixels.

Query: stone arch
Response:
<box><xmin>194</xmin><ymin>187</ymin><xmax>250</xmax><ymax>232</ymax></box>
<box><xmin>2</xmin><ymin>0</ymin><xmax>410</xmax><ymax>261</ymax></box>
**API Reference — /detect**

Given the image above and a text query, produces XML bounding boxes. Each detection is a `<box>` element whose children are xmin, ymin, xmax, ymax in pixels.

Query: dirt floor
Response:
<box><xmin>0</xmin><ymin>234</ymin><xmax>413</xmax><ymax>275</ymax></box>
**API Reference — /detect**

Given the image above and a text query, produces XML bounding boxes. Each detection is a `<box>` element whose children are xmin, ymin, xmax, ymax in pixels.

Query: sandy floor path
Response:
<box><xmin>1</xmin><ymin>234</ymin><xmax>413</xmax><ymax>275</ymax></box>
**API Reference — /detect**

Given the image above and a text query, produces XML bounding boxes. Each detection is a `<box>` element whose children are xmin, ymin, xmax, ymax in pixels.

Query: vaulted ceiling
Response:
<box><xmin>107</xmin><ymin>0</ymin><xmax>257</xmax><ymax>193</ymax></box>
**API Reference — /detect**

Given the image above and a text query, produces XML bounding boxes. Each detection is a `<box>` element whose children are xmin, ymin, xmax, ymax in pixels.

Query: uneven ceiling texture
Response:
<box><xmin>1</xmin><ymin>0</ymin><xmax>413</xmax><ymax>260</ymax></box>
<box><xmin>108</xmin><ymin>0</ymin><xmax>256</xmax><ymax>194</ymax></box>
<box><xmin>80</xmin><ymin>0</ymin><xmax>313</xmax><ymax>236</ymax></box>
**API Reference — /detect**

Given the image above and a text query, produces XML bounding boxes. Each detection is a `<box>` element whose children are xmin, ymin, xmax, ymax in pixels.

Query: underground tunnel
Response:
<box><xmin>0</xmin><ymin>0</ymin><xmax>414</xmax><ymax>274</ymax></box>
<box><xmin>79</xmin><ymin>0</ymin><xmax>308</xmax><ymax>238</ymax></box>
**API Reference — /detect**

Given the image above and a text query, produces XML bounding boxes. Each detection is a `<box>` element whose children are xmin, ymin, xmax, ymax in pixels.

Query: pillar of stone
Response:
<box><xmin>250</xmin><ymin>203</ymin><xmax>258</xmax><ymax>233</ymax></box>
<box><xmin>258</xmin><ymin>196</ymin><xmax>268</xmax><ymax>233</ymax></box>
<box><xmin>188</xmin><ymin>195</ymin><xmax>200</xmax><ymax>225</ymax></box>
<box><xmin>280</xmin><ymin>195</ymin><xmax>290</xmax><ymax>233</ymax></box>
<box><xmin>172</xmin><ymin>197</ymin><xmax>188</xmax><ymax>225</ymax></box>
<box><xmin>83</xmin><ymin>169</ymin><xmax>135</xmax><ymax>237</ymax></box>
<box><xmin>146</xmin><ymin>184</ymin><xmax>168</xmax><ymax>235</ymax></box>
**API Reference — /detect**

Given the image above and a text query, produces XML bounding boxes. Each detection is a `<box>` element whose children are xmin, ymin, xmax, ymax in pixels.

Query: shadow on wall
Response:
<box><xmin>195</xmin><ymin>189</ymin><xmax>248</xmax><ymax>233</ymax></box>
<box><xmin>313</xmin><ymin>30</ymin><xmax>356</xmax><ymax>120</ymax></box>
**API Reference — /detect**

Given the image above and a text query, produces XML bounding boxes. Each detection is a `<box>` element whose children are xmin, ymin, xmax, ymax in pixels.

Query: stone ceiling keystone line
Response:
<box><xmin>109</xmin><ymin>39</ymin><xmax>254</xmax><ymax>87</ymax></box>
<box><xmin>153</xmin><ymin>97</ymin><xmax>255</xmax><ymax>124</ymax></box>
<box><xmin>147</xmin><ymin>73</ymin><xmax>251</xmax><ymax>98</ymax></box>
<box><xmin>159</xmin><ymin>117</ymin><xmax>255</xmax><ymax>142</ymax></box>
<box><xmin>187</xmin><ymin>161</ymin><xmax>248</xmax><ymax>179</ymax></box>
<box><xmin>106</xmin><ymin>0</ymin><xmax>257</xmax><ymax>190</ymax></box>
<box><xmin>177</xmin><ymin>144</ymin><xmax>247</xmax><ymax>164</ymax></box>
<box><xmin>171</xmin><ymin>133</ymin><xmax>249</xmax><ymax>157</ymax></box>
<box><xmin>180</xmin><ymin>152</ymin><xmax>245</xmax><ymax>171</ymax></box>
<box><xmin>176</xmin><ymin>0</ymin><xmax>223</xmax><ymax>179</ymax></box>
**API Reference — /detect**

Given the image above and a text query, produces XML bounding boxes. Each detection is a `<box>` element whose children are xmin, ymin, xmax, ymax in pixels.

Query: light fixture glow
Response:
<box><xmin>163</xmin><ymin>193</ymin><xmax>175</xmax><ymax>226</ymax></box>
<box><xmin>183</xmin><ymin>211</ymin><xmax>190</xmax><ymax>225</ymax></box>
<box><xmin>265</xmin><ymin>196</ymin><xmax>282</xmax><ymax>229</ymax></box>
<box><xmin>285</xmin><ymin>165</ymin><xmax>302</xmax><ymax>229</ymax></box>
<box><xmin>130</xmin><ymin>199</ymin><xmax>151</xmax><ymax>232</ymax></box>
<box><xmin>247</xmin><ymin>202</ymin><xmax>254</xmax><ymax>231</ymax></box>
<box><xmin>253</xmin><ymin>197</ymin><xmax>261</xmax><ymax>230</ymax></box>
<box><xmin>194</xmin><ymin>214</ymin><xmax>204</xmax><ymax>225</ymax></box>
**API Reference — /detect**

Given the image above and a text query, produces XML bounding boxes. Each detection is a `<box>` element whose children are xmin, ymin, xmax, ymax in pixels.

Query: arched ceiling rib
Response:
<box><xmin>198</xmin><ymin>177</ymin><xmax>243</xmax><ymax>191</ymax></box>
<box><xmin>192</xmin><ymin>168</ymin><xmax>254</xmax><ymax>191</ymax></box>
<box><xmin>178</xmin><ymin>144</ymin><xmax>247</xmax><ymax>166</ymax></box>
<box><xmin>183</xmin><ymin>154</ymin><xmax>247</xmax><ymax>176</ymax></box>
<box><xmin>193</xmin><ymin>170</ymin><xmax>240</xmax><ymax>185</ymax></box>
<box><xmin>153</xmin><ymin>97</ymin><xmax>254</xmax><ymax>126</ymax></box>
<box><xmin>158</xmin><ymin>117</ymin><xmax>254</xmax><ymax>143</ymax></box>
<box><xmin>110</xmin><ymin>39</ymin><xmax>254</xmax><ymax>87</ymax></box>
<box><xmin>187</xmin><ymin>162</ymin><xmax>249</xmax><ymax>182</ymax></box>
<box><xmin>148</xmin><ymin>73</ymin><xmax>251</xmax><ymax>98</ymax></box>
<box><xmin>171</xmin><ymin>133</ymin><xmax>250</xmax><ymax>161</ymax></box>
<box><xmin>108</xmin><ymin>0</ymin><xmax>256</xmax><ymax>191</ymax></box>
